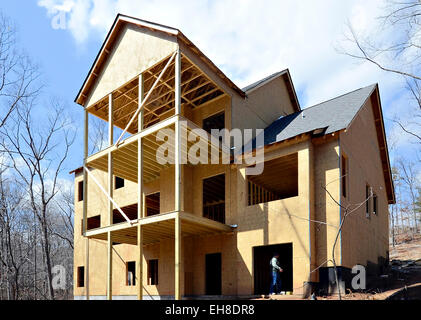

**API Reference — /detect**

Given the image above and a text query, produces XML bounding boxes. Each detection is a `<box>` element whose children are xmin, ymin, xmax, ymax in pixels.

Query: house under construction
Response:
<box><xmin>71</xmin><ymin>14</ymin><xmax>395</xmax><ymax>300</ymax></box>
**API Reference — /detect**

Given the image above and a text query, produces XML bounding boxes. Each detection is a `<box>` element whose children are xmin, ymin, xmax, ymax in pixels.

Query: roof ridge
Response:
<box><xmin>242</xmin><ymin>70</ymin><xmax>288</xmax><ymax>92</ymax></box>
<box><xmin>302</xmin><ymin>83</ymin><xmax>377</xmax><ymax>111</ymax></box>
<box><xmin>117</xmin><ymin>13</ymin><xmax>180</xmax><ymax>33</ymax></box>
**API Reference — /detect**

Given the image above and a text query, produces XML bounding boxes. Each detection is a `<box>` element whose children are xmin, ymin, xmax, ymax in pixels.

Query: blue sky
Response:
<box><xmin>0</xmin><ymin>0</ymin><xmax>419</xmax><ymax>186</ymax></box>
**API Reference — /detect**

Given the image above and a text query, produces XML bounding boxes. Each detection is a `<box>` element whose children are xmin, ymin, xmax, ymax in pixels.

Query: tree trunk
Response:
<box><xmin>40</xmin><ymin>220</ymin><xmax>54</xmax><ymax>300</ymax></box>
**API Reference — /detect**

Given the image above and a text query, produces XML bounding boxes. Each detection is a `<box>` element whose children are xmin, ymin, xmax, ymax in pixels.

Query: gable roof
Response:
<box><xmin>245</xmin><ymin>84</ymin><xmax>395</xmax><ymax>204</ymax></box>
<box><xmin>243</xmin><ymin>69</ymin><xmax>301</xmax><ymax>112</ymax></box>
<box><xmin>262</xmin><ymin>84</ymin><xmax>376</xmax><ymax>145</ymax></box>
<box><xmin>243</xmin><ymin>71</ymin><xmax>286</xmax><ymax>92</ymax></box>
<box><xmin>75</xmin><ymin>14</ymin><xmax>245</xmax><ymax>106</ymax></box>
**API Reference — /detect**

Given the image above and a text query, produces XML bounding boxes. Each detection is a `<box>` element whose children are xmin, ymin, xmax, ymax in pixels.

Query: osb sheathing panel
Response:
<box><xmin>231</xmin><ymin>76</ymin><xmax>296</xmax><ymax>145</ymax></box>
<box><xmin>339</xmin><ymin>99</ymin><xmax>389</xmax><ymax>268</ymax></box>
<box><xmin>235</xmin><ymin>140</ymin><xmax>313</xmax><ymax>295</ymax></box>
<box><xmin>86</xmin><ymin>24</ymin><xmax>177</xmax><ymax>108</ymax></box>
<box><xmin>190</xmin><ymin>95</ymin><xmax>231</xmax><ymax>130</ymax></box>
<box><xmin>313</xmin><ymin>137</ymin><xmax>341</xmax><ymax>270</ymax></box>
<box><xmin>73</xmin><ymin>169</ymin><xmax>164</xmax><ymax>297</ymax></box>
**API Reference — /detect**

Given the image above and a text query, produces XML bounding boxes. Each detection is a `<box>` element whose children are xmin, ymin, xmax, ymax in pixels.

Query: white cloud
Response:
<box><xmin>37</xmin><ymin>0</ymin><xmax>393</xmax><ymax>100</ymax></box>
<box><xmin>38</xmin><ymin>0</ymin><xmax>417</xmax><ymax>158</ymax></box>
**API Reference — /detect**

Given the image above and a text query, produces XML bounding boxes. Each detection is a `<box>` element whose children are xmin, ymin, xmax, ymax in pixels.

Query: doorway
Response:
<box><xmin>205</xmin><ymin>253</ymin><xmax>222</xmax><ymax>295</ymax></box>
<box><xmin>253</xmin><ymin>243</ymin><xmax>293</xmax><ymax>294</ymax></box>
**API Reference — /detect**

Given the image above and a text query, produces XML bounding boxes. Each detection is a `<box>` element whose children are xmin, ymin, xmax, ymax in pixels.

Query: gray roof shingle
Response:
<box><xmin>244</xmin><ymin>84</ymin><xmax>377</xmax><ymax>152</ymax></box>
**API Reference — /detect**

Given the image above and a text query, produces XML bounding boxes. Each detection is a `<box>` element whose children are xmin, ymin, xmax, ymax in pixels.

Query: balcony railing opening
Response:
<box><xmin>247</xmin><ymin>152</ymin><xmax>298</xmax><ymax>206</ymax></box>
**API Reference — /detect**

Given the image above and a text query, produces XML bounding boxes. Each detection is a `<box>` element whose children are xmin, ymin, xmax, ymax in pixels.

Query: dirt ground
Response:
<box><xmin>257</xmin><ymin>236</ymin><xmax>421</xmax><ymax>300</ymax></box>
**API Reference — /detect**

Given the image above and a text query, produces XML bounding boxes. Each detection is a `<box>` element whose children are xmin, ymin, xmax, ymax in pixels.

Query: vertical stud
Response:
<box><xmin>83</xmin><ymin>108</ymin><xmax>89</xmax><ymax>300</ymax></box>
<box><xmin>137</xmin><ymin>74</ymin><xmax>144</xmax><ymax>300</ymax></box>
<box><xmin>174</xmin><ymin>47</ymin><xmax>182</xmax><ymax>300</ymax></box>
<box><xmin>107</xmin><ymin>93</ymin><xmax>113</xmax><ymax>301</ymax></box>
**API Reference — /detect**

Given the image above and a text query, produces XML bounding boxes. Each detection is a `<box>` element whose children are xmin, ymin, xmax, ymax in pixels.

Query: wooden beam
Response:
<box><xmin>137</xmin><ymin>73</ymin><xmax>144</xmax><ymax>300</ymax></box>
<box><xmin>175</xmin><ymin>213</ymin><xmax>181</xmax><ymax>300</ymax></box>
<box><xmin>107</xmin><ymin>231</ymin><xmax>112</xmax><ymax>300</ymax></box>
<box><xmin>83</xmin><ymin>108</ymin><xmax>89</xmax><ymax>301</ymax></box>
<box><xmin>85</xmin><ymin>238</ymin><xmax>89</xmax><ymax>300</ymax></box>
<box><xmin>108</xmin><ymin>93</ymin><xmax>114</xmax><ymax>227</ymax></box>
<box><xmin>175</xmin><ymin>49</ymin><xmax>182</xmax><ymax>301</ymax></box>
<box><xmin>83</xmin><ymin>109</ymin><xmax>89</xmax><ymax>235</ymax></box>
<box><xmin>107</xmin><ymin>95</ymin><xmax>114</xmax><ymax>296</ymax></box>
<box><xmin>180</xmin><ymin>211</ymin><xmax>232</xmax><ymax>232</ymax></box>
<box><xmin>137</xmin><ymin>225</ymin><xmax>143</xmax><ymax>300</ymax></box>
<box><xmin>87</xmin><ymin>115</ymin><xmax>178</xmax><ymax>163</ymax></box>
<box><xmin>175</xmin><ymin>48</ymin><xmax>181</xmax><ymax>116</ymax></box>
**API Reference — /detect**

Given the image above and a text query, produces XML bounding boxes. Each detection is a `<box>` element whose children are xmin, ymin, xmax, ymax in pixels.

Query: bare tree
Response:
<box><xmin>89</xmin><ymin>116</ymin><xmax>107</xmax><ymax>154</ymax></box>
<box><xmin>0</xmin><ymin>11</ymin><xmax>74</xmax><ymax>300</ymax></box>
<box><xmin>322</xmin><ymin>177</ymin><xmax>373</xmax><ymax>300</ymax></box>
<box><xmin>50</xmin><ymin>187</ymin><xmax>74</xmax><ymax>250</ymax></box>
<box><xmin>0</xmin><ymin>99</ymin><xmax>75</xmax><ymax>299</ymax></box>
<box><xmin>0</xmin><ymin>13</ymin><xmax>41</xmax><ymax>128</ymax></box>
<box><xmin>0</xmin><ymin>165</ymin><xmax>32</xmax><ymax>299</ymax></box>
<box><xmin>397</xmin><ymin>158</ymin><xmax>420</xmax><ymax>234</ymax></box>
<box><xmin>341</xmin><ymin>0</ymin><xmax>421</xmax><ymax>141</ymax></box>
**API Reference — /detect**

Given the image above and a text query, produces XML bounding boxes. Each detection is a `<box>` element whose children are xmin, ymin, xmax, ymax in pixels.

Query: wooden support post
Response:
<box><xmin>83</xmin><ymin>109</ymin><xmax>89</xmax><ymax>235</ymax></box>
<box><xmin>107</xmin><ymin>93</ymin><xmax>113</xmax><ymax>301</ymax></box>
<box><xmin>175</xmin><ymin>214</ymin><xmax>181</xmax><ymax>300</ymax></box>
<box><xmin>107</xmin><ymin>231</ymin><xmax>112</xmax><ymax>300</ymax></box>
<box><xmin>137</xmin><ymin>224</ymin><xmax>143</xmax><ymax>300</ymax></box>
<box><xmin>174</xmin><ymin>47</ymin><xmax>182</xmax><ymax>300</ymax></box>
<box><xmin>83</xmin><ymin>108</ymin><xmax>90</xmax><ymax>300</ymax></box>
<box><xmin>137</xmin><ymin>74</ymin><xmax>144</xmax><ymax>300</ymax></box>
<box><xmin>175</xmin><ymin>47</ymin><xmax>181</xmax><ymax>116</ymax></box>
<box><xmin>108</xmin><ymin>93</ymin><xmax>114</xmax><ymax>226</ymax></box>
<box><xmin>139</xmin><ymin>74</ymin><xmax>144</xmax><ymax>132</ymax></box>
<box><xmin>85</xmin><ymin>238</ymin><xmax>89</xmax><ymax>300</ymax></box>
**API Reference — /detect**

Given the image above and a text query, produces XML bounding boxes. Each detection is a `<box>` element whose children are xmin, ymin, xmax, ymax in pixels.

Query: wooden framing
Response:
<box><xmin>84</xmin><ymin>52</ymin><xmax>225</xmax><ymax>136</ymax></box>
<box><xmin>80</xmin><ymin>46</ymin><xmax>232</xmax><ymax>301</ymax></box>
<box><xmin>115</xmin><ymin>51</ymin><xmax>177</xmax><ymax>145</ymax></box>
<box><xmin>83</xmin><ymin>109</ymin><xmax>90</xmax><ymax>300</ymax></box>
<box><xmin>137</xmin><ymin>73</ymin><xmax>144</xmax><ymax>300</ymax></box>
<box><xmin>107</xmin><ymin>231</ymin><xmax>112</xmax><ymax>300</ymax></box>
<box><xmin>174</xmin><ymin>47</ymin><xmax>182</xmax><ymax>300</ymax></box>
<box><xmin>107</xmin><ymin>93</ymin><xmax>114</xmax><ymax>300</ymax></box>
<box><xmin>85</xmin><ymin>211</ymin><xmax>232</xmax><ymax>243</ymax></box>
<box><xmin>85</xmin><ymin>115</ymin><xmax>226</xmax><ymax>185</ymax></box>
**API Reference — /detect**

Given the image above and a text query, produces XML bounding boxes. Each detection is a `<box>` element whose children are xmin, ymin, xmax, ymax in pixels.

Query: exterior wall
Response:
<box><xmin>231</xmin><ymin>76</ymin><xmax>297</xmax><ymax>145</ymax></box>
<box><xmin>235</xmin><ymin>139</ymin><xmax>314</xmax><ymax>295</ymax></box>
<box><xmin>339</xmin><ymin>99</ymin><xmax>389</xmax><ymax>270</ymax></box>
<box><xmin>313</xmin><ymin>136</ymin><xmax>342</xmax><ymax>271</ymax></box>
<box><xmin>85</xmin><ymin>24</ymin><xmax>178</xmax><ymax>107</ymax></box>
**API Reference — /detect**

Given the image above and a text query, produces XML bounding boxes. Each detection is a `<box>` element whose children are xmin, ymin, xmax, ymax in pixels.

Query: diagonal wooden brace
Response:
<box><xmin>115</xmin><ymin>51</ymin><xmax>178</xmax><ymax>146</ymax></box>
<box><xmin>83</xmin><ymin>166</ymin><xmax>133</xmax><ymax>224</ymax></box>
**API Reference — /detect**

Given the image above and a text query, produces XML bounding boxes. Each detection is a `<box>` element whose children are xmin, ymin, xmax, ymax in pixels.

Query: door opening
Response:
<box><xmin>253</xmin><ymin>243</ymin><xmax>293</xmax><ymax>294</ymax></box>
<box><xmin>205</xmin><ymin>253</ymin><xmax>222</xmax><ymax>295</ymax></box>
